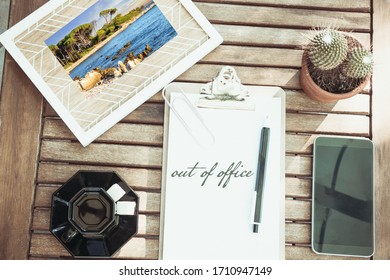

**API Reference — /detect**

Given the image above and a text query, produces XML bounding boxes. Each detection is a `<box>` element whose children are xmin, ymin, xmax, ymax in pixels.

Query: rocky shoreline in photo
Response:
<box><xmin>76</xmin><ymin>44</ymin><xmax>152</xmax><ymax>93</ymax></box>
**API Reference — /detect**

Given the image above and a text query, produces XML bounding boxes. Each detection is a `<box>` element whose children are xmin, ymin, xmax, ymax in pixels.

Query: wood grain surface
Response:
<box><xmin>0</xmin><ymin>0</ymin><xmax>46</xmax><ymax>260</ymax></box>
<box><xmin>194</xmin><ymin>0</ymin><xmax>371</xmax><ymax>12</ymax></box>
<box><xmin>195</xmin><ymin>2</ymin><xmax>370</xmax><ymax>31</ymax></box>
<box><xmin>372</xmin><ymin>0</ymin><xmax>390</xmax><ymax>260</ymax></box>
<box><xmin>0</xmin><ymin>0</ymin><xmax>382</xmax><ymax>260</ymax></box>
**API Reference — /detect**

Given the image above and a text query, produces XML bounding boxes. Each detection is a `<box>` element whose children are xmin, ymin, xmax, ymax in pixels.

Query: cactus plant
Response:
<box><xmin>345</xmin><ymin>47</ymin><xmax>374</xmax><ymax>79</ymax></box>
<box><xmin>308</xmin><ymin>28</ymin><xmax>348</xmax><ymax>71</ymax></box>
<box><xmin>300</xmin><ymin>28</ymin><xmax>374</xmax><ymax>102</ymax></box>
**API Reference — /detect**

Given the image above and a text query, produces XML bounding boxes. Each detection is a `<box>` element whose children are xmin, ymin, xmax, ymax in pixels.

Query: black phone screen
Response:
<box><xmin>312</xmin><ymin>137</ymin><xmax>374</xmax><ymax>257</ymax></box>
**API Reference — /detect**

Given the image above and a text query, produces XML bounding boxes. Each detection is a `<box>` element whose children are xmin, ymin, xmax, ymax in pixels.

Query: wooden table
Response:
<box><xmin>1</xmin><ymin>0</ymin><xmax>389</xmax><ymax>260</ymax></box>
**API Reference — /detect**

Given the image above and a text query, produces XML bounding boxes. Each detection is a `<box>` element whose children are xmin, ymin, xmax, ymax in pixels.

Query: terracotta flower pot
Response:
<box><xmin>300</xmin><ymin>49</ymin><xmax>371</xmax><ymax>103</ymax></box>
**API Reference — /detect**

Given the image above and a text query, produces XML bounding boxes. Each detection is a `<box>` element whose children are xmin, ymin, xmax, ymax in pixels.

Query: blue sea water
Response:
<box><xmin>69</xmin><ymin>5</ymin><xmax>177</xmax><ymax>79</ymax></box>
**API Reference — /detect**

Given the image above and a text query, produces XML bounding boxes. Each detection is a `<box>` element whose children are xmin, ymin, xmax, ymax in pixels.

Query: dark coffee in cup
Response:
<box><xmin>67</xmin><ymin>188</ymin><xmax>117</xmax><ymax>238</ymax></box>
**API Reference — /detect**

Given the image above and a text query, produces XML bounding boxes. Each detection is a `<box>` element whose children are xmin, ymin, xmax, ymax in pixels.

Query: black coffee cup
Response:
<box><xmin>50</xmin><ymin>171</ymin><xmax>138</xmax><ymax>258</ymax></box>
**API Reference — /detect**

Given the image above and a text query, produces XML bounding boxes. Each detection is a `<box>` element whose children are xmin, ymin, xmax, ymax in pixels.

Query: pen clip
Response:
<box><xmin>162</xmin><ymin>84</ymin><xmax>215</xmax><ymax>148</ymax></box>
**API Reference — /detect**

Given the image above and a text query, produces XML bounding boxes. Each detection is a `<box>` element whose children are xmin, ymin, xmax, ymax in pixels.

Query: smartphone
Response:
<box><xmin>312</xmin><ymin>136</ymin><xmax>374</xmax><ymax>257</ymax></box>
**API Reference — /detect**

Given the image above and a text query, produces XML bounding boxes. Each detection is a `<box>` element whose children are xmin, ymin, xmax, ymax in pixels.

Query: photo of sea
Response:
<box><xmin>45</xmin><ymin>0</ymin><xmax>177</xmax><ymax>94</ymax></box>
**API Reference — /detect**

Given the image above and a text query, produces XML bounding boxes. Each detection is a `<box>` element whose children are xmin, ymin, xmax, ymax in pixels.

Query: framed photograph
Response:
<box><xmin>0</xmin><ymin>0</ymin><xmax>223</xmax><ymax>146</ymax></box>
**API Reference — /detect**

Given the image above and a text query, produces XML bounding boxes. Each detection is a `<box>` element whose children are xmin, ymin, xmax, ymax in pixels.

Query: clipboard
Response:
<box><xmin>159</xmin><ymin>81</ymin><xmax>286</xmax><ymax>260</ymax></box>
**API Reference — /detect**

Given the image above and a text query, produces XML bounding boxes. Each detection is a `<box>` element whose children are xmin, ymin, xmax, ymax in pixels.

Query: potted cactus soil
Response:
<box><xmin>300</xmin><ymin>28</ymin><xmax>373</xmax><ymax>102</ymax></box>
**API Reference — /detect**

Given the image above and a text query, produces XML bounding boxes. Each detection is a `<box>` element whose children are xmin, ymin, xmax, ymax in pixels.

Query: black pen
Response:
<box><xmin>252</xmin><ymin>123</ymin><xmax>270</xmax><ymax>233</ymax></box>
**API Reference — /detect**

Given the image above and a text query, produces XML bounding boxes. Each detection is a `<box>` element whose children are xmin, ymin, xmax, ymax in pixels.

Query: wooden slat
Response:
<box><xmin>286</xmin><ymin>90</ymin><xmax>370</xmax><ymax>115</ymax></box>
<box><xmin>34</xmin><ymin>186</ymin><xmax>161</xmax><ymax>213</ymax></box>
<box><xmin>194</xmin><ymin>0</ymin><xmax>371</xmax><ymax>12</ymax></box>
<box><xmin>32</xmin><ymin>209</ymin><xmax>160</xmax><ymax>236</ymax></box>
<box><xmin>285</xmin><ymin>223</ymin><xmax>310</xmax><ymax>244</ymax></box>
<box><xmin>43</xmin><ymin>119</ymin><xmax>163</xmax><ymax>145</ymax></box>
<box><xmin>286</xmin><ymin>154</ymin><xmax>312</xmax><ymax>176</ymax></box>
<box><xmin>286</xmin><ymin>113</ymin><xmax>370</xmax><ymax>136</ymax></box>
<box><xmin>148</xmin><ymin>93</ymin><xmax>164</xmax><ymax>103</ymax></box>
<box><xmin>202</xmin><ymin>46</ymin><xmax>303</xmax><ymax>68</ymax></box>
<box><xmin>32</xmin><ymin>209</ymin><xmax>49</xmax><ymax>231</ymax></box>
<box><xmin>45</xmin><ymin>102</ymin><xmax>165</xmax><ymax>125</ymax></box>
<box><xmin>214</xmin><ymin>25</ymin><xmax>371</xmax><ymax>48</ymax></box>
<box><xmin>285</xmin><ymin>245</ymin><xmax>368</xmax><ymax>260</ymax></box>
<box><xmin>286</xmin><ymin>199</ymin><xmax>311</xmax><ymax>221</ymax></box>
<box><xmin>37</xmin><ymin>163</ymin><xmax>161</xmax><ymax>189</ymax></box>
<box><xmin>196</xmin><ymin>3</ymin><xmax>371</xmax><ymax>31</ymax></box>
<box><xmin>30</xmin><ymin>234</ymin><xmax>159</xmax><ymax>259</ymax></box>
<box><xmin>116</xmin><ymin>237</ymin><xmax>159</xmax><ymax>259</ymax></box>
<box><xmin>122</xmin><ymin>103</ymin><xmax>165</xmax><ymax>125</ymax></box>
<box><xmin>29</xmin><ymin>256</ymin><xmax>65</xmax><ymax>260</ymax></box>
<box><xmin>30</xmin><ymin>234</ymin><xmax>70</xmax><ymax>257</ymax></box>
<box><xmin>286</xmin><ymin>177</ymin><xmax>311</xmax><ymax>198</ymax></box>
<box><xmin>40</xmin><ymin>140</ymin><xmax>163</xmax><ymax>168</ymax></box>
<box><xmin>286</xmin><ymin>133</ymin><xmax>315</xmax><ymax>154</ymax></box>
<box><xmin>179</xmin><ymin>64</ymin><xmax>301</xmax><ymax>89</ymax></box>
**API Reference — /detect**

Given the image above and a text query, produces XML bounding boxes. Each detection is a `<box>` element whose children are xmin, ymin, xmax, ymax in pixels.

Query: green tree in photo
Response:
<box><xmin>100</xmin><ymin>8</ymin><xmax>117</xmax><ymax>24</ymax></box>
<box><xmin>109</xmin><ymin>8</ymin><xmax>118</xmax><ymax>22</ymax></box>
<box><xmin>72</xmin><ymin>23</ymin><xmax>93</xmax><ymax>48</ymax></box>
<box><xmin>50</xmin><ymin>23</ymin><xmax>92</xmax><ymax>66</ymax></box>
<box><xmin>48</xmin><ymin>44</ymin><xmax>66</xmax><ymax>66</ymax></box>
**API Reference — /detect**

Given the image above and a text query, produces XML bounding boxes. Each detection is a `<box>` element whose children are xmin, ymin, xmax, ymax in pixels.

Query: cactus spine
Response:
<box><xmin>308</xmin><ymin>29</ymin><xmax>348</xmax><ymax>71</ymax></box>
<box><xmin>345</xmin><ymin>47</ymin><xmax>373</xmax><ymax>79</ymax></box>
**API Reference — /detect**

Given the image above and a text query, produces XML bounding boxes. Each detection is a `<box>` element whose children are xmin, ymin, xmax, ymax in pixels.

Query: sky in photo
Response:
<box><xmin>45</xmin><ymin>0</ymin><xmax>153</xmax><ymax>46</ymax></box>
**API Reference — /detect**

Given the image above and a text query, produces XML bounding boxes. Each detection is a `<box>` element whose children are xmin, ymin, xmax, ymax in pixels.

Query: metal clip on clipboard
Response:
<box><xmin>162</xmin><ymin>66</ymin><xmax>253</xmax><ymax>147</ymax></box>
<box><xmin>198</xmin><ymin>66</ymin><xmax>254</xmax><ymax>111</ymax></box>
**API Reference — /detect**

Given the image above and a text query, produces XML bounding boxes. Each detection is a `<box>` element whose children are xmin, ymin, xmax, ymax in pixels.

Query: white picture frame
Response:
<box><xmin>0</xmin><ymin>0</ymin><xmax>223</xmax><ymax>146</ymax></box>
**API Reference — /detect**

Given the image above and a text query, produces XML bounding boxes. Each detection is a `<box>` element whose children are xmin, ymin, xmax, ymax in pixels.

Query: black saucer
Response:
<box><xmin>50</xmin><ymin>171</ymin><xmax>138</xmax><ymax>258</ymax></box>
